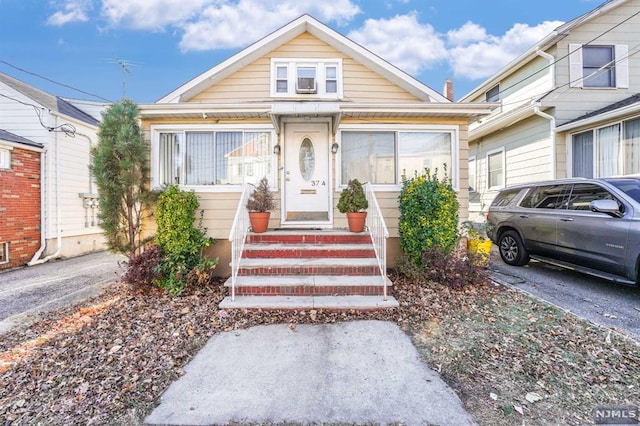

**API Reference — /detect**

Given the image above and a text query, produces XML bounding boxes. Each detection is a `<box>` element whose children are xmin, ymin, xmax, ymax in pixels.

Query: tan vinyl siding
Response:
<box><xmin>553</xmin><ymin>0</ymin><xmax>640</xmax><ymax>124</ymax></box>
<box><xmin>470</xmin><ymin>115</ymin><xmax>553</xmax><ymax>215</ymax></box>
<box><xmin>190</xmin><ymin>32</ymin><xmax>421</xmax><ymax>103</ymax></box>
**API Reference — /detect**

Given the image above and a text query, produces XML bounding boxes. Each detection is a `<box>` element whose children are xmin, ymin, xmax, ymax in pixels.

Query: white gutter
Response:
<box><xmin>536</xmin><ymin>49</ymin><xmax>556</xmax><ymax>89</ymax></box>
<box><xmin>29</xmin><ymin>114</ymin><xmax>62</xmax><ymax>265</ymax></box>
<box><xmin>533</xmin><ymin>105</ymin><xmax>557</xmax><ymax>180</ymax></box>
<box><xmin>28</xmin><ymin>146</ymin><xmax>47</xmax><ymax>265</ymax></box>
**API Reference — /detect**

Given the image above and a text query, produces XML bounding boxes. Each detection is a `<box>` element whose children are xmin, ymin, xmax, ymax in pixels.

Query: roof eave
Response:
<box><xmin>555</xmin><ymin>102</ymin><xmax>640</xmax><ymax>133</ymax></box>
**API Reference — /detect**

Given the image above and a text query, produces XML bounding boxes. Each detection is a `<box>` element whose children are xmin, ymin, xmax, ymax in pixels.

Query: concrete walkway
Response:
<box><xmin>145</xmin><ymin>320</ymin><xmax>476</xmax><ymax>425</ymax></box>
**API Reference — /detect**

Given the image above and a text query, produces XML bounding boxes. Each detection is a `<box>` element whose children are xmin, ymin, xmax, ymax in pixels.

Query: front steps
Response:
<box><xmin>219</xmin><ymin>230</ymin><xmax>399</xmax><ymax>310</ymax></box>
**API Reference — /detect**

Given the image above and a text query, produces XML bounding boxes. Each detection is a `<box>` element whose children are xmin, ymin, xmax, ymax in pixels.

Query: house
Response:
<box><xmin>0</xmin><ymin>129</ymin><xmax>43</xmax><ymax>269</ymax></box>
<box><xmin>461</xmin><ymin>0</ymin><xmax>640</xmax><ymax>221</ymax></box>
<box><xmin>138</xmin><ymin>14</ymin><xmax>494</xmax><ymax>281</ymax></box>
<box><xmin>0</xmin><ymin>72</ymin><xmax>107</xmax><ymax>267</ymax></box>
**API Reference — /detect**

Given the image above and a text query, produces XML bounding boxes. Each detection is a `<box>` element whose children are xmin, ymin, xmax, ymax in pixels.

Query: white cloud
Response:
<box><xmin>447</xmin><ymin>21</ymin><xmax>487</xmax><ymax>46</ymax></box>
<box><xmin>178</xmin><ymin>0</ymin><xmax>361</xmax><ymax>51</ymax></box>
<box><xmin>348</xmin><ymin>13</ymin><xmax>447</xmax><ymax>75</ymax></box>
<box><xmin>100</xmin><ymin>0</ymin><xmax>212</xmax><ymax>30</ymax></box>
<box><xmin>448</xmin><ymin>20</ymin><xmax>562</xmax><ymax>80</ymax></box>
<box><xmin>47</xmin><ymin>1</ymin><xmax>91</xmax><ymax>26</ymax></box>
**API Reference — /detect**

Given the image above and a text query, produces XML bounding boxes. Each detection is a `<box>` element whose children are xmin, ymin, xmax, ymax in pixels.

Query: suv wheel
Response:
<box><xmin>498</xmin><ymin>230</ymin><xmax>530</xmax><ymax>266</ymax></box>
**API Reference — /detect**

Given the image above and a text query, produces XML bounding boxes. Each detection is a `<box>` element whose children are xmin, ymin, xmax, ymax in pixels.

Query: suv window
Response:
<box><xmin>520</xmin><ymin>185</ymin><xmax>570</xmax><ymax>209</ymax></box>
<box><xmin>567</xmin><ymin>183</ymin><xmax>616</xmax><ymax>211</ymax></box>
<box><xmin>491</xmin><ymin>188</ymin><xmax>521</xmax><ymax>207</ymax></box>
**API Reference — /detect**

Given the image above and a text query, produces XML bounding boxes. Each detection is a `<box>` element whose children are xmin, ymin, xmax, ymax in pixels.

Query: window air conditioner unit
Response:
<box><xmin>296</xmin><ymin>77</ymin><xmax>317</xmax><ymax>94</ymax></box>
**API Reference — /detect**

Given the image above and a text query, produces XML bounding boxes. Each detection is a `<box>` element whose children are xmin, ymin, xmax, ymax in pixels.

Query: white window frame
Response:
<box><xmin>486</xmin><ymin>147</ymin><xmax>506</xmax><ymax>190</ymax></box>
<box><xmin>337</xmin><ymin>123</ymin><xmax>460</xmax><ymax>191</ymax></box>
<box><xmin>0</xmin><ymin>242</ymin><xmax>8</xmax><ymax>265</ymax></box>
<box><xmin>0</xmin><ymin>146</ymin><xmax>11</xmax><ymax>169</ymax></box>
<box><xmin>150</xmin><ymin>124</ymin><xmax>277</xmax><ymax>192</ymax></box>
<box><xmin>567</xmin><ymin>116</ymin><xmax>640</xmax><ymax>178</ymax></box>
<box><xmin>485</xmin><ymin>85</ymin><xmax>500</xmax><ymax>102</ymax></box>
<box><xmin>569</xmin><ymin>43</ymin><xmax>629</xmax><ymax>89</ymax></box>
<box><xmin>270</xmin><ymin>58</ymin><xmax>343</xmax><ymax>99</ymax></box>
<box><xmin>468</xmin><ymin>156</ymin><xmax>477</xmax><ymax>193</ymax></box>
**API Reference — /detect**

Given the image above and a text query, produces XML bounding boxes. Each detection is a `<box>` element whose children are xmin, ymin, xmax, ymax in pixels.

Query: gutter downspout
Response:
<box><xmin>533</xmin><ymin>105</ymin><xmax>557</xmax><ymax>180</ymax></box>
<box><xmin>28</xmin><ymin>146</ymin><xmax>47</xmax><ymax>265</ymax></box>
<box><xmin>29</xmin><ymin>114</ymin><xmax>62</xmax><ymax>265</ymax></box>
<box><xmin>536</xmin><ymin>49</ymin><xmax>556</xmax><ymax>88</ymax></box>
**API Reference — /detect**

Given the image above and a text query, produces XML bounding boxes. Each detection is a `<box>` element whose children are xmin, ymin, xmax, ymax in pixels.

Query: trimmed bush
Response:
<box><xmin>154</xmin><ymin>185</ymin><xmax>217</xmax><ymax>295</ymax></box>
<box><xmin>398</xmin><ymin>168</ymin><xmax>459</xmax><ymax>268</ymax></box>
<box><xmin>122</xmin><ymin>244</ymin><xmax>163</xmax><ymax>291</ymax></box>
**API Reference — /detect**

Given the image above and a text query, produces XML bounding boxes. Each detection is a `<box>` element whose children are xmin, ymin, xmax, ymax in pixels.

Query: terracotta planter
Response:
<box><xmin>249</xmin><ymin>212</ymin><xmax>270</xmax><ymax>233</ymax></box>
<box><xmin>346</xmin><ymin>211</ymin><xmax>367</xmax><ymax>233</ymax></box>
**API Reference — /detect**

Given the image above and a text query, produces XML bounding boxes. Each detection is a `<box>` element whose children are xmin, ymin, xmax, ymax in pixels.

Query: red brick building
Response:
<box><xmin>0</xmin><ymin>129</ymin><xmax>43</xmax><ymax>270</ymax></box>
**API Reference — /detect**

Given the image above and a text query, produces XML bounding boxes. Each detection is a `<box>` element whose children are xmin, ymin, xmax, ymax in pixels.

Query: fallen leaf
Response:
<box><xmin>525</xmin><ymin>392</ymin><xmax>543</xmax><ymax>403</ymax></box>
<box><xmin>514</xmin><ymin>405</ymin><xmax>524</xmax><ymax>415</ymax></box>
<box><xmin>289</xmin><ymin>323</ymin><xmax>297</xmax><ymax>331</ymax></box>
<box><xmin>605</xmin><ymin>330</ymin><xmax>612</xmax><ymax>344</ymax></box>
<box><xmin>109</xmin><ymin>345</ymin><xmax>122</xmax><ymax>354</ymax></box>
<box><xmin>490</xmin><ymin>392</ymin><xmax>498</xmax><ymax>401</ymax></box>
<box><xmin>181</xmin><ymin>307</ymin><xmax>190</xmax><ymax>314</ymax></box>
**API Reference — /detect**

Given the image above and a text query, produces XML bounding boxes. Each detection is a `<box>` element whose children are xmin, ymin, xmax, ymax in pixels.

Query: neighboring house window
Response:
<box><xmin>487</xmin><ymin>148</ymin><xmax>505</xmax><ymax>189</ymax></box>
<box><xmin>520</xmin><ymin>184</ymin><xmax>570</xmax><ymax>209</ymax></box>
<box><xmin>571</xmin><ymin>116</ymin><xmax>640</xmax><ymax>178</ymax></box>
<box><xmin>468</xmin><ymin>156</ymin><xmax>476</xmax><ymax>192</ymax></box>
<box><xmin>155</xmin><ymin>128</ymin><xmax>274</xmax><ymax>188</ymax></box>
<box><xmin>0</xmin><ymin>242</ymin><xmax>8</xmax><ymax>265</ymax></box>
<box><xmin>486</xmin><ymin>85</ymin><xmax>500</xmax><ymax>102</ymax></box>
<box><xmin>340</xmin><ymin>129</ymin><xmax>457</xmax><ymax>187</ymax></box>
<box><xmin>271</xmin><ymin>59</ymin><xmax>342</xmax><ymax>98</ymax></box>
<box><xmin>0</xmin><ymin>147</ymin><xmax>10</xmax><ymax>169</ymax></box>
<box><xmin>569</xmin><ymin>44</ymin><xmax>629</xmax><ymax>88</ymax></box>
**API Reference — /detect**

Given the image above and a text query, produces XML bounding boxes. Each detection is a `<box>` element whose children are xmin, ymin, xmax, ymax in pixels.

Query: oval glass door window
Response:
<box><xmin>299</xmin><ymin>137</ymin><xmax>315</xmax><ymax>181</ymax></box>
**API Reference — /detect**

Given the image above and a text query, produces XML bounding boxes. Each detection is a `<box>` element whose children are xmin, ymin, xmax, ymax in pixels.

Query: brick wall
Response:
<box><xmin>0</xmin><ymin>146</ymin><xmax>41</xmax><ymax>269</ymax></box>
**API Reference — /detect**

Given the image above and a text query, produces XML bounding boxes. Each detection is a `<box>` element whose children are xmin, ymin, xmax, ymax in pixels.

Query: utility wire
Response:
<box><xmin>0</xmin><ymin>60</ymin><xmax>113</xmax><ymax>103</ymax></box>
<box><xmin>0</xmin><ymin>92</ymin><xmax>77</xmax><ymax>137</ymax></box>
<box><xmin>485</xmin><ymin>8</ymin><xmax>640</xmax><ymax>101</ymax></box>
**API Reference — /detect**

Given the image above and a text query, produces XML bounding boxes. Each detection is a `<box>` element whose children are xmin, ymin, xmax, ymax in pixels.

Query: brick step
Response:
<box><xmin>247</xmin><ymin>230</ymin><xmax>372</xmax><ymax>245</ymax></box>
<box><xmin>224</xmin><ymin>275</ymin><xmax>392</xmax><ymax>296</ymax></box>
<box><xmin>218</xmin><ymin>295</ymin><xmax>399</xmax><ymax>310</ymax></box>
<box><xmin>242</xmin><ymin>243</ymin><xmax>376</xmax><ymax>259</ymax></box>
<box><xmin>236</xmin><ymin>258</ymin><xmax>381</xmax><ymax>276</ymax></box>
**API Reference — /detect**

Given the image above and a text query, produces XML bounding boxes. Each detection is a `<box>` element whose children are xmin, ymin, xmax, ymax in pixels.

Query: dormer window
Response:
<box><xmin>271</xmin><ymin>58</ymin><xmax>342</xmax><ymax>98</ymax></box>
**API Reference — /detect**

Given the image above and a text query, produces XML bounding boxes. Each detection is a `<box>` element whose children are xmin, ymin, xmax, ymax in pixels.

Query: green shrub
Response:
<box><xmin>398</xmin><ymin>168</ymin><xmax>459</xmax><ymax>268</ymax></box>
<box><xmin>337</xmin><ymin>178</ymin><xmax>368</xmax><ymax>213</ymax></box>
<box><xmin>154</xmin><ymin>185</ymin><xmax>216</xmax><ymax>295</ymax></box>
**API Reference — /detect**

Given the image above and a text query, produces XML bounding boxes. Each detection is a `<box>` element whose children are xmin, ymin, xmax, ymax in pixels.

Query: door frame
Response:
<box><xmin>280</xmin><ymin>117</ymin><xmax>334</xmax><ymax>227</ymax></box>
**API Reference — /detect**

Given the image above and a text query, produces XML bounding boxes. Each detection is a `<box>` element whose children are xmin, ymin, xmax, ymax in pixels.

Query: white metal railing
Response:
<box><xmin>364</xmin><ymin>182</ymin><xmax>389</xmax><ymax>301</ymax></box>
<box><xmin>228</xmin><ymin>184</ymin><xmax>251</xmax><ymax>301</ymax></box>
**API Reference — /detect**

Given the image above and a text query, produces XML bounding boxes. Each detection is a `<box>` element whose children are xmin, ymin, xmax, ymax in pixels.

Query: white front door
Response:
<box><xmin>283</xmin><ymin>122</ymin><xmax>331</xmax><ymax>223</ymax></box>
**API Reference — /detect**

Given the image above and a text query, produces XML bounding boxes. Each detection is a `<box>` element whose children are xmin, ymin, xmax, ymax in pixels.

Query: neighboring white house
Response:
<box><xmin>461</xmin><ymin>0</ymin><xmax>640</xmax><ymax>220</ymax></box>
<box><xmin>138</xmin><ymin>14</ymin><xmax>494</xmax><ymax>275</ymax></box>
<box><xmin>0</xmin><ymin>72</ymin><xmax>108</xmax><ymax>261</ymax></box>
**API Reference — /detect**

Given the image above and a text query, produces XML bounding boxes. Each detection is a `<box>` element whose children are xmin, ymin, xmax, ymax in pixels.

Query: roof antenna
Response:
<box><xmin>110</xmin><ymin>57</ymin><xmax>138</xmax><ymax>99</ymax></box>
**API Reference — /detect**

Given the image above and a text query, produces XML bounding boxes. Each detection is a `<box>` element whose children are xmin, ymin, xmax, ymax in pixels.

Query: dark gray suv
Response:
<box><xmin>487</xmin><ymin>177</ymin><xmax>640</xmax><ymax>286</ymax></box>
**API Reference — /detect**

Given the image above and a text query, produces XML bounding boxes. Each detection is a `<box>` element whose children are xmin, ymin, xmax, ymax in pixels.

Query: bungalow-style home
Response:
<box><xmin>0</xmin><ymin>72</ymin><xmax>107</xmax><ymax>267</ymax></box>
<box><xmin>461</xmin><ymin>0</ymin><xmax>640</xmax><ymax>221</ymax></box>
<box><xmin>0</xmin><ymin>129</ymin><xmax>43</xmax><ymax>269</ymax></box>
<box><xmin>138</xmin><ymin>14</ymin><xmax>493</xmax><ymax>308</ymax></box>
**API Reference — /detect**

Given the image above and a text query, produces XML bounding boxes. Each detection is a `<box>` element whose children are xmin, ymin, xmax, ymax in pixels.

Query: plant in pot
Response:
<box><xmin>337</xmin><ymin>178</ymin><xmax>369</xmax><ymax>232</ymax></box>
<box><xmin>461</xmin><ymin>220</ymin><xmax>492</xmax><ymax>267</ymax></box>
<box><xmin>246</xmin><ymin>177</ymin><xmax>275</xmax><ymax>233</ymax></box>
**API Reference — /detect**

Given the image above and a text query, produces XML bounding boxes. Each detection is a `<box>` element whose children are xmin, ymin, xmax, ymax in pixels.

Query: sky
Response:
<box><xmin>0</xmin><ymin>0</ymin><xmax>606</xmax><ymax>104</ymax></box>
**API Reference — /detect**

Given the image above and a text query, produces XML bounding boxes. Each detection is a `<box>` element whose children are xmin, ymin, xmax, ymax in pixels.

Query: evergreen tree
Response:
<box><xmin>92</xmin><ymin>99</ymin><xmax>151</xmax><ymax>259</ymax></box>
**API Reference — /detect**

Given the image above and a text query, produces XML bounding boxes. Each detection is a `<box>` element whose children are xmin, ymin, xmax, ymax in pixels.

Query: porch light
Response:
<box><xmin>331</xmin><ymin>142</ymin><xmax>339</xmax><ymax>154</ymax></box>
<box><xmin>273</xmin><ymin>144</ymin><xmax>281</xmax><ymax>155</ymax></box>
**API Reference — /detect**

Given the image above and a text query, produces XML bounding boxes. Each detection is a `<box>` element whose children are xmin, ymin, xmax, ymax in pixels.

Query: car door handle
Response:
<box><xmin>560</xmin><ymin>217</ymin><xmax>574</xmax><ymax>222</ymax></box>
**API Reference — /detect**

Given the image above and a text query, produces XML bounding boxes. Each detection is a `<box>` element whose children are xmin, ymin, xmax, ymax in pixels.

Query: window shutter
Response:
<box><xmin>569</xmin><ymin>44</ymin><xmax>583</xmax><ymax>88</ymax></box>
<box><xmin>615</xmin><ymin>44</ymin><xmax>629</xmax><ymax>88</ymax></box>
